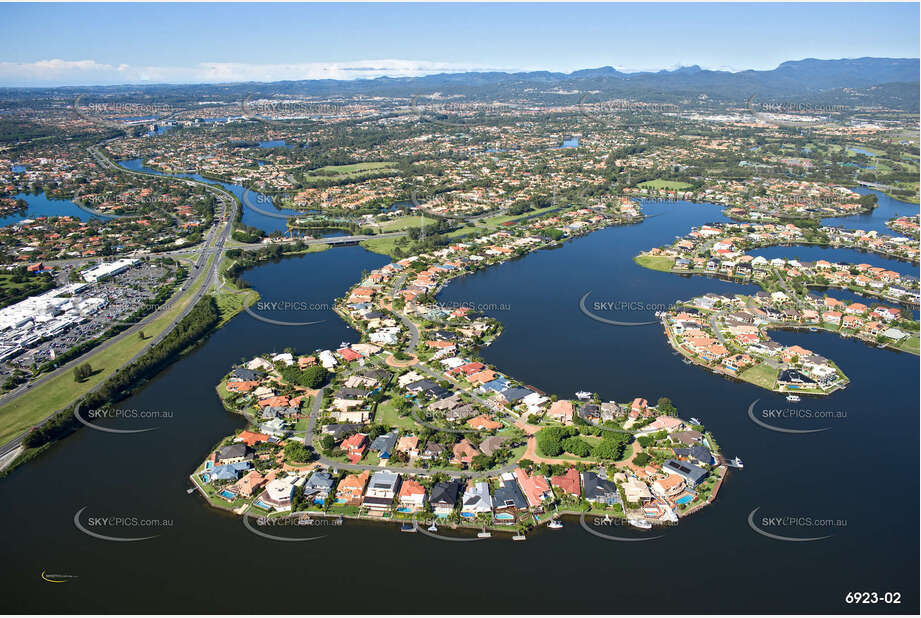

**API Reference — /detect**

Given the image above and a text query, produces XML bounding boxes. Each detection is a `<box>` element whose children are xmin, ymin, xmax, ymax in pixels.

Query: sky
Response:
<box><xmin>1</xmin><ymin>2</ymin><xmax>918</xmax><ymax>86</ymax></box>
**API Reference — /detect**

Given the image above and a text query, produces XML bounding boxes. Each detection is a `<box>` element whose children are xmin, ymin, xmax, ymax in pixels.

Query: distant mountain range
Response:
<box><xmin>5</xmin><ymin>57</ymin><xmax>919</xmax><ymax>111</ymax></box>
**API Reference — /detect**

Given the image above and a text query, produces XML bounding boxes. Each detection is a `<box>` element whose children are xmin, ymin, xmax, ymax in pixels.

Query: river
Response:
<box><xmin>0</xmin><ymin>188</ymin><xmax>917</xmax><ymax>613</ymax></box>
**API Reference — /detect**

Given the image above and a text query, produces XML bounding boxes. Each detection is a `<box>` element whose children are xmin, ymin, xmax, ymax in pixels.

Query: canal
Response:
<box><xmin>0</xmin><ymin>192</ymin><xmax>917</xmax><ymax>613</ymax></box>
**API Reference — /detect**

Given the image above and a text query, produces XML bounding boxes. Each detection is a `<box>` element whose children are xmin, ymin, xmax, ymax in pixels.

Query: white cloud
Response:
<box><xmin>0</xmin><ymin>58</ymin><xmax>509</xmax><ymax>86</ymax></box>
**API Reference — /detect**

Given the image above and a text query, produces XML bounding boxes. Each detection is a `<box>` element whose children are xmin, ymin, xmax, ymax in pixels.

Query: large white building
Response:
<box><xmin>81</xmin><ymin>258</ymin><xmax>140</xmax><ymax>283</ymax></box>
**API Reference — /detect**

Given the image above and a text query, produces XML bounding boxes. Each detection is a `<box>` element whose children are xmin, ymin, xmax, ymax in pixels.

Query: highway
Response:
<box><xmin>0</xmin><ymin>144</ymin><xmax>238</xmax><ymax>459</ymax></box>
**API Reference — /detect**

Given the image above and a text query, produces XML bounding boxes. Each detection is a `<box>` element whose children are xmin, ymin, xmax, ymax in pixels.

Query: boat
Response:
<box><xmin>786</xmin><ymin>394</ymin><xmax>801</xmax><ymax>402</ymax></box>
<box><xmin>427</xmin><ymin>522</ymin><xmax>438</xmax><ymax>532</ymax></box>
<box><xmin>400</xmin><ymin>522</ymin><xmax>416</xmax><ymax>533</ymax></box>
<box><xmin>727</xmin><ymin>456</ymin><xmax>744</xmax><ymax>469</ymax></box>
<box><xmin>186</xmin><ymin>487</ymin><xmax>197</xmax><ymax>494</ymax></box>
<box><xmin>512</xmin><ymin>534</ymin><xmax>527</xmax><ymax>541</ymax></box>
<box><xmin>548</xmin><ymin>519</ymin><xmax>563</xmax><ymax>530</ymax></box>
<box><xmin>628</xmin><ymin>518</ymin><xmax>652</xmax><ymax>530</ymax></box>
<box><xmin>477</xmin><ymin>527</ymin><xmax>492</xmax><ymax>538</ymax></box>
<box><xmin>682</xmin><ymin>358</ymin><xmax>692</xmax><ymax>365</ymax></box>
<box><xmin>602</xmin><ymin>514</ymin><xmax>612</xmax><ymax>524</ymax></box>
<box><xmin>689</xmin><ymin>417</ymin><xmax>701</xmax><ymax>426</ymax></box>
<box><xmin>809</xmin><ymin>327</ymin><xmax>817</xmax><ymax>332</ymax></box>
<box><xmin>575</xmin><ymin>391</ymin><xmax>592</xmax><ymax>400</ymax></box>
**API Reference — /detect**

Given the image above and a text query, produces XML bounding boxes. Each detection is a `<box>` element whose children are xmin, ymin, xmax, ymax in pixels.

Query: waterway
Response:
<box><xmin>0</xmin><ymin>192</ymin><xmax>111</xmax><ymax>227</ymax></box>
<box><xmin>0</xmin><ymin>192</ymin><xmax>917</xmax><ymax>613</ymax></box>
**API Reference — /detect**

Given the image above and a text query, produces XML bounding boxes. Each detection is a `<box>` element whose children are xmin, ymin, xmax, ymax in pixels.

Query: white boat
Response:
<box><xmin>575</xmin><ymin>391</ymin><xmax>592</xmax><ymax>400</ymax></box>
<box><xmin>512</xmin><ymin>534</ymin><xmax>527</xmax><ymax>541</ymax></box>
<box><xmin>186</xmin><ymin>487</ymin><xmax>197</xmax><ymax>494</ymax></box>
<box><xmin>727</xmin><ymin>456</ymin><xmax>744</xmax><ymax>469</ymax></box>
<box><xmin>427</xmin><ymin>522</ymin><xmax>438</xmax><ymax>532</ymax></box>
<box><xmin>477</xmin><ymin>527</ymin><xmax>492</xmax><ymax>538</ymax></box>
<box><xmin>628</xmin><ymin>518</ymin><xmax>652</xmax><ymax>530</ymax></box>
<box><xmin>786</xmin><ymin>394</ymin><xmax>801</xmax><ymax>402</ymax></box>
<box><xmin>548</xmin><ymin>519</ymin><xmax>563</xmax><ymax>529</ymax></box>
<box><xmin>689</xmin><ymin>417</ymin><xmax>701</xmax><ymax>426</ymax></box>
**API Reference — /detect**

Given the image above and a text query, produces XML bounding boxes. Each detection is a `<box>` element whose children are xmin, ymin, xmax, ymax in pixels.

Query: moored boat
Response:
<box><xmin>628</xmin><ymin>518</ymin><xmax>652</xmax><ymax>530</ymax></box>
<box><xmin>548</xmin><ymin>519</ymin><xmax>563</xmax><ymax>529</ymax></box>
<box><xmin>786</xmin><ymin>394</ymin><xmax>801</xmax><ymax>402</ymax></box>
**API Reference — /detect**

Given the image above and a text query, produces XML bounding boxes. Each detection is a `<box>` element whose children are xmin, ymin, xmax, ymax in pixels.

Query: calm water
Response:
<box><xmin>0</xmin><ymin>192</ymin><xmax>109</xmax><ymax>227</ymax></box>
<box><xmin>0</xmin><ymin>196</ymin><xmax>917</xmax><ymax>613</ymax></box>
<box><xmin>821</xmin><ymin>188</ymin><xmax>919</xmax><ymax>235</ymax></box>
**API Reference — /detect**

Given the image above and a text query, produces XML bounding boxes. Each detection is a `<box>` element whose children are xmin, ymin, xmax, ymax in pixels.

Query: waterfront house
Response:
<box><xmin>398</xmin><ymin>479</ymin><xmax>427</xmax><ymax>512</ymax></box>
<box><xmin>652</xmin><ymin>474</ymin><xmax>686</xmax><ymax>499</ymax></box>
<box><xmin>302</xmin><ymin>470</ymin><xmax>336</xmax><ymax>504</ymax></box>
<box><xmin>258</xmin><ymin>478</ymin><xmax>296</xmax><ymax>512</ymax></box>
<box><xmin>429</xmin><ymin>481</ymin><xmax>462</xmax><ymax>516</ymax></box>
<box><xmin>551</xmin><ymin>467</ymin><xmax>581</xmax><ymax>498</ymax></box>
<box><xmin>215</xmin><ymin>444</ymin><xmax>252</xmax><ymax>465</ymax></box>
<box><xmin>621</xmin><ymin>477</ymin><xmax>653</xmax><ymax>503</ymax></box>
<box><xmin>460</xmin><ymin>481</ymin><xmax>493</xmax><ymax>518</ymax></box>
<box><xmin>630</xmin><ymin>398</ymin><xmax>649</xmax><ymax>418</ymax></box>
<box><xmin>231</xmin><ymin>470</ymin><xmax>266</xmax><ymax>498</ymax></box>
<box><xmin>362</xmin><ymin>471</ymin><xmax>401</xmax><ymax>513</ymax></box>
<box><xmin>547</xmin><ymin>399</ymin><xmax>574</xmax><ymax>424</ymax></box>
<box><xmin>674</xmin><ymin>444</ymin><xmax>714</xmax><ymax>466</ymax></box>
<box><xmin>336</xmin><ymin>470</ymin><xmax>370</xmax><ymax>506</ymax></box>
<box><xmin>662</xmin><ymin>459</ymin><xmax>708</xmax><ymax>486</ymax></box>
<box><xmin>514</xmin><ymin>468</ymin><xmax>553</xmax><ymax>509</ymax></box>
<box><xmin>582</xmin><ymin>471</ymin><xmax>620</xmax><ymax>505</ymax></box>
<box><xmin>493</xmin><ymin>475</ymin><xmax>529</xmax><ymax>521</ymax></box>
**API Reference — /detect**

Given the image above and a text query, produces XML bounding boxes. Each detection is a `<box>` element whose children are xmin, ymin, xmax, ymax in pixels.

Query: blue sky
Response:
<box><xmin>1</xmin><ymin>2</ymin><xmax>918</xmax><ymax>85</ymax></box>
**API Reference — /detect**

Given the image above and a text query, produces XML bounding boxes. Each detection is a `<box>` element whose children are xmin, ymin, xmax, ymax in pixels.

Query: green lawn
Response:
<box><xmin>303</xmin><ymin>161</ymin><xmax>397</xmax><ymax>181</ymax></box>
<box><xmin>0</xmin><ymin>259</ymin><xmax>212</xmax><ymax>445</ymax></box>
<box><xmin>633</xmin><ymin>254</ymin><xmax>675</xmax><ymax>272</ymax></box>
<box><xmin>373</xmin><ymin>398</ymin><xmax>418</xmax><ymax>430</ymax></box>
<box><xmin>738</xmin><ymin>363</ymin><xmax>778</xmax><ymax>390</ymax></box>
<box><xmin>377</xmin><ymin>215</ymin><xmax>426</xmax><ymax>232</ymax></box>
<box><xmin>637</xmin><ymin>179</ymin><xmax>692</xmax><ymax>190</ymax></box>
<box><xmin>360</xmin><ymin>236</ymin><xmax>403</xmax><ymax>256</ymax></box>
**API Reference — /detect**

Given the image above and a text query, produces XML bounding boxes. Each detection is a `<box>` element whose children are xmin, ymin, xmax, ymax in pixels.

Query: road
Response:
<box><xmin>0</xmin><ymin>144</ymin><xmax>238</xmax><ymax>459</ymax></box>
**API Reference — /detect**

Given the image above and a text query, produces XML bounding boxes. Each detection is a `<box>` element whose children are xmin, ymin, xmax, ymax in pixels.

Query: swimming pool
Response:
<box><xmin>254</xmin><ymin>500</ymin><xmax>272</xmax><ymax>510</ymax></box>
<box><xmin>495</xmin><ymin>513</ymin><xmax>514</xmax><ymax>521</ymax></box>
<box><xmin>219</xmin><ymin>490</ymin><xmax>235</xmax><ymax>500</ymax></box>
<box><xmin>675</xmin><ymin>494</ymin><xmax>694</xmax><ymax>505</ymax></box>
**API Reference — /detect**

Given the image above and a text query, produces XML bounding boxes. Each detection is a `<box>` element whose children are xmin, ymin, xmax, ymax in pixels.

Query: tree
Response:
<box><xmin>73</xmin><ymin>363</ymin><xmax>92</xmax><ymax>382</ymax></box>
<box><xmin>656</xmin><ymin>397</ymin><xmax>676</xmax><ymax>415</ymax></box>
<box><xmin>632</xmin><ymin>452</ymin><xmax>651</xmax><ymax>467</ymax></box>
<box><xmin>592</xmin><ymin>434</ymin><xmax>630</xmax><ymax>460</ymax></box>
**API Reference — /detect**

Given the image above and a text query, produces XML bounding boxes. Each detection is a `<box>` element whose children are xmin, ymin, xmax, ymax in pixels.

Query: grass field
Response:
<box><xmin>633</xmin><ymin>254</ymin><xmax>676</xmax><ymax>272</ymax></box>
<box><xmin>0</xmin><ymin>258</ymin><xmax>212</xmax><ymax>445</ymax></box>
<box><xmin>373</xmin><ymin>398</ymin><xmax>418</xmax><ymax>430</ymax></box>
<box><xmin>376</xmin><ymin>215</ymin><xmax>426</xmax><ymax>232</ymax></box>
<box><xmin>637</xmin><ymin>179</ymin><xmax>692</xmax><ymax>190</ymax></box>
<box><xmin>360</xmin><ymin>235</ymin><xmax>404</xmax><ymax>256</ymax></box>
<box><xmin>738</xmin><ymin>363</ymin><xmax>779</xmax><ymax>390</ymax></box>
<box><xmin>303</xmin><ymin>161</ymin><xmax>397</xmax><ymax>180</ymax></box>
